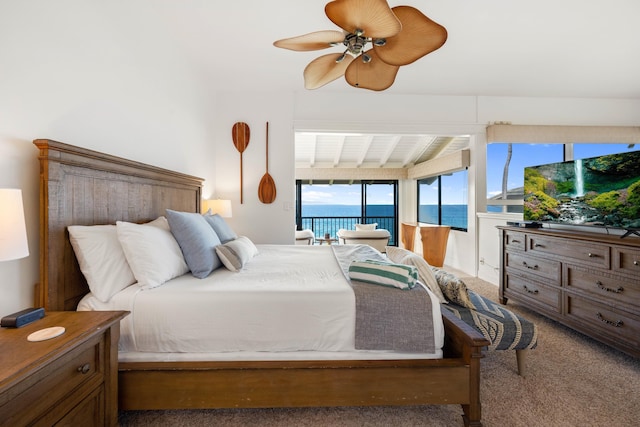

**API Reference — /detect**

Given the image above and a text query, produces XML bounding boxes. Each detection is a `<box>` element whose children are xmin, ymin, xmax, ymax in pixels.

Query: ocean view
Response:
<box><xmin>300</xmin><ymin>204</ymin><xmax>467</xmax><ymax>241</ymax></box>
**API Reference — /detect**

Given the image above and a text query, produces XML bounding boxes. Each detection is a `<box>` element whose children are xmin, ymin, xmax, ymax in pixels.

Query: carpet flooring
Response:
<box><xmin>119</xmin><ymin>272</ymin><xmax>640</xmax><ymax>427</ymax></box>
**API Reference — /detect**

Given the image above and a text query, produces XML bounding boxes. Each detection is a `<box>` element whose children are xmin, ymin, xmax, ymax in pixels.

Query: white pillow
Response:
<box><xmin>215</xmin><ymin>236</ymin><xmax>258</xmax><ymax>272</ymax></box>
<box><xmin>68</xmin><ymin>224</ymin><xmax>136</xmax><ymax>303</ymax></box>
<box><xmin>355</xmin><ymin>223</ymin><xmax>377</xmax><ymax>231</ymax></box>
<box><xmin>116</xmin><ymin>217</ymin><xmax>189</xmax><ymax>289</ymax></box>
<box><xmin>385</xmin><ymin>246</ymin><xmax>447</xmax><ymax>303</ymax></box>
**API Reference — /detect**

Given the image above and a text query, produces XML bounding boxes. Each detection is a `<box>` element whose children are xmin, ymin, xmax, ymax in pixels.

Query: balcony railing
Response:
<box><xmin>299</xmin><ymin>216</ymin><xmax>397</xmax><ymax>246</ymax></box>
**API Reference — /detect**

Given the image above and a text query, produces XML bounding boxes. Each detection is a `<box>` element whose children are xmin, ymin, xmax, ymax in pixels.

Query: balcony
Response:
<box><xmin>299</xmin><ymin>216</ymin><xmax>397</xmax><ymax>246</ymax></box>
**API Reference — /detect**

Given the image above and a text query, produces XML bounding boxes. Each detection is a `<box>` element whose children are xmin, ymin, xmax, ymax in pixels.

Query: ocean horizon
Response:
<box><xmin>300</xmin><ymin>204</ymin><xmax>467</xmax><ymax>240</ymax></box>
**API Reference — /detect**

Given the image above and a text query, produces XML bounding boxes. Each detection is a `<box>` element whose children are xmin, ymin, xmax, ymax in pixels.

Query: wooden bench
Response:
<box><xmin>441</xmin><ymin>289</ymin><xmax>538</xmax><ymax>376</ymax></box>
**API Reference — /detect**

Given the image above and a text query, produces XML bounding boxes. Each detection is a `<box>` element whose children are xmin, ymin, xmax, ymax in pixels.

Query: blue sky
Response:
<box><xmin>301</xmin><ymin>184</ymin><xmax>393</xmax><ymax>205</ymax></box>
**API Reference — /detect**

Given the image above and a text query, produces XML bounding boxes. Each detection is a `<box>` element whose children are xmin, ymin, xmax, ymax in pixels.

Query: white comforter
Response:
<box><xmin>78</xmin><ymin>244</ymin><xmax>444</xmax><ymax>360</ymax></box>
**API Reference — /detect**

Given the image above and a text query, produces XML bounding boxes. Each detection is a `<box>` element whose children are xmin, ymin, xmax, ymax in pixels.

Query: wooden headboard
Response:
<box><xmin>34</xmin><ymin>139</ymin><xmax>204</xmax><ymax>311</ymax></box>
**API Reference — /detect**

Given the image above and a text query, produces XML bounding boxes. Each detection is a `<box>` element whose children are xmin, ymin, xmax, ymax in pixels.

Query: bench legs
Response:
<box><xmin>516</xmin><ymin>349</ymin><xmax>528</xmax><ymax>377</ymax></box>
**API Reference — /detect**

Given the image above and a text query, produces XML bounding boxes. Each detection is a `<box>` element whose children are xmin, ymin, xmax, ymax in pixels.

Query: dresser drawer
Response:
<box><xmin>565</xmin><ymin>265</ymin><xmax>639</xmax><ymax>312</ymax></box>
<box><xmin>565</xmin><ymin>294</ymin><xmax>640</xmax><ymax>352</ymax></box>
<box><xmin>505</xmin><ymin>251</ymin><xmax>560</xmax><ymax>282</ymax></box>
<box><xmin>0</xmin><ymin>335</ymin><xmax>104</xmax><ymax>426</ymax></box>
<box><xmin>33</xmin><ymin>385</ymin><xmax>104</xmax><ymax>427</ymax></box>
<box><xmin>504</xmin><ymin>272</ymin><xmax>561</xmax><ymax>312</ymax></box>
<box><xmin>527</xmin><ymin>234</ymin><xmax>610</xmax><ymax>269</ymax></box>
<box><xmin>612</xmin><ymin>246</ymin><xmax>640</xmax><ymax>278</ymax></box>
<box><xmin>504</xmin><ymin>230</ymin><xmax>526</xmax><ymax>251</ymax></box>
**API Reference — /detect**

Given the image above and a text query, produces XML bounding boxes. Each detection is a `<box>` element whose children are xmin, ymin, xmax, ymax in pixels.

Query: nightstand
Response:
<box><xmin>0</xmin><ymin>310</ymin><xmax>128</xmax><ymax>426</ymax></box>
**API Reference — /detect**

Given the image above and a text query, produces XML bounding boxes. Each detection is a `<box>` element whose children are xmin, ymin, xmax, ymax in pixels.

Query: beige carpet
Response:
<box><xmin>119</xmin><ymin>272</ymin><xmax>640</xmax><ymax>427</ymax></box>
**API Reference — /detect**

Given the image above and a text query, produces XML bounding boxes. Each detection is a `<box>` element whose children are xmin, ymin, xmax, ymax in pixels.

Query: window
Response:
<box><xmin>486</xmin><ymin>143</ymin><xmax>564</xmax><ymax>213</ymax></box>
<box><xmin>295</xmin><ymin>180</ymin><xmax>399</xmax><ymax>245</ymax></box>
<box><xmin>418</xmin><ymin>169</ymin><xmax>468</xmax><ymax>231</ymax></box>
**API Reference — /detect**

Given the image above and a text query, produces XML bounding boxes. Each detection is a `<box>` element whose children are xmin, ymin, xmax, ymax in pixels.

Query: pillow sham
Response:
<box><xmin>348</xmin><ymin>259</ymin><xmax>418</xmax><ymax>290</ymax></box>
<box><xmin>431</xmin><ymin>267</ymin><xmax>477</xmax><ymax>310</ymax></box>
<box><xmin>166</xmin><ymin>209</ymin><xmax>222</xmax><ymax>278</ymax></box>
<box><xmin>203</xmin><ymin>213</ymin><xmax>238</xmax><ymax>243</ymax></box>
<box><xmin>355</xmin><ymin>223</ymin><xmax>377</xmax><ymax>231</ymax></box>
<box><xmin>215</xmin><ymin>236</ymin><xmax>258</xmax><ymax>272</ymax></box>
<box><xmin>68</xmin><ymin>224</ymin><xmax>136</xmax><ymax>303</ymax></box>
<box><xmin>385</xmin><ymin>246</ymin><xmax>447</xmax><ymax>303</ymax></box>
<box><xmin>116</xmin><ymin>217</ymin><xmax>189</xmax><ymax>289</ymax></box>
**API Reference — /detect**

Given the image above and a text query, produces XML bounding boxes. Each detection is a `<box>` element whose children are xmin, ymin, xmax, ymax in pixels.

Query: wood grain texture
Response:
<box><xmin>34</xmin><ymin>139</ymin><xmax>202</xmax><ymax>311</ymax></box>
<box><xmin>0</xmin><ymin>311</ymin><xmax>127</xmax><ymax>426</ymax></box>
<box><xmin>232</xmin><ymin>122</ymin><xmax>250</xmax><ymax>203</ymax></box>
<box><xmin>37</xmin><ymin>139</ymin><xmax>490</xmax><ymax>427</ymax></box>
<box><xmin>498</xmin><ymin>226</ymin><xmax>640</xmax><ymax>358</ymax></box>
<box><xmin>258</xmin><ymin>122</ymin><xmax>276</xmax><ymax>204</ymax></box>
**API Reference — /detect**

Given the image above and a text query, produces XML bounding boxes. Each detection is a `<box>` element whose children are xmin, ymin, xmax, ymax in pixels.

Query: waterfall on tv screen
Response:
<box><xmin>574</xmin><ymin>159</ymin><xmax>585</xmax><ymax>197</ymax></box>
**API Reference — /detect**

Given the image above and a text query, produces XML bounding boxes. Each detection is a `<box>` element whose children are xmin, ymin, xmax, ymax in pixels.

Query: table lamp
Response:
<box><xmin>0</xmin><ymin>189</ymin><xmax>29</xmax><ymax>261</ymax></box>
<box><xmin>202</xmin><ymin>199</ymin><xmax>232</xmax><ymax>218</ymax></box>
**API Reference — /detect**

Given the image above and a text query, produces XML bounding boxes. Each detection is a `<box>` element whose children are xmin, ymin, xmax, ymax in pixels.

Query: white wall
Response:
<box><xmin>212</xmin><ymin>92</ymin><xmax>296</xmax><ymax>244</ymax></box>
<box><xmin>0</xmin><ymin>3</ymin><xmax>217</xmax><ymax>316</ymax></box>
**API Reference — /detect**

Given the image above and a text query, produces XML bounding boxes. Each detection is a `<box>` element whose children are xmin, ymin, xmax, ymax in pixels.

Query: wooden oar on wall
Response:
<box><xmin>232</xmin><ymin>122</ymin><xmax>250</xmax><ymax>204</ymax></box>
<box><xmin>258</xmin><ymin>122</ymin><xmax>276</xmax><ymax>204</ymax></box>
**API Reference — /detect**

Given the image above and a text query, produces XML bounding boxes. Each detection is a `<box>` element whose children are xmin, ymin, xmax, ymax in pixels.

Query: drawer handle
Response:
<box><xmin>587</xmin><ymin>253</ymin><xmax>598</xmax><ymax>258</ymax></box>
<box><xmin>523</xmin><ymin>285</ymin><xmax>539</xmax><ymax>295</ymax></box>
<box><xmin>522</xmin><ymin>261</ymin><xmax>539</xmax><ymax>270</ymax></box>
<box><xmin>533</xmin><ymin>243</ymin><xmax>544</xmax><ymax>248</ymax></box>
<box><xmin>77</xmin><ymin>363</ymin><xmax>91</xmax><ymax>374</ymax></box>
<box><xmin>596</xmin><ymin>312</ymin><xmax>623</xmax><ymax>328</ymax></box>
<box><xmin>634</xmin><ymin>260</ymin><xmax>639</xmax><ymax>266</ymax></box>
<box><xmin>511</xmin><ymin>239</ymin><xmax>521</xmax><ymax>243</ymax></box>
<box><xmin>596</xmin><ymin>281</ymin><xmax>624</xmax><ymax>294</ymax></box>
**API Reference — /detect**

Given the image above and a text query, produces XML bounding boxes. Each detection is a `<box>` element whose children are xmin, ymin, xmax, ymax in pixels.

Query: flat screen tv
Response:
<box><xmin>523</xmin><ymin>150</ymin><xmax>640</xmax><ymax>236</ymax></box>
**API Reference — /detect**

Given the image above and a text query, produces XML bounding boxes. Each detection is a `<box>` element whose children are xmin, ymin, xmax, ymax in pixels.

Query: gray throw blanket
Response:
<box><xmin>332</xmin><ymin>245</ymin><xmax>436</xmax><ymax>353</ymax></box>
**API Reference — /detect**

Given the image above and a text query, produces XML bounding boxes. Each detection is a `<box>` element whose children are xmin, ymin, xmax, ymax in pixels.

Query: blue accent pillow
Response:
<box><xmin>203</xmin><ymin>214</ymin><xmax>238</xmax><ymax>243</ymax></box>
<box><xmin>166</xmin><ymin>209</ymin><xmax>222</xmax><ymax>278</ymax></box>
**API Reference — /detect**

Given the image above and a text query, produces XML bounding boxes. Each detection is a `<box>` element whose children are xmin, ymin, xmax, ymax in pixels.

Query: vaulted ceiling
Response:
<box><xmin>295</xmin><ymin>132</ymin><xmax>470</xmax><ymax>169</ymax></box>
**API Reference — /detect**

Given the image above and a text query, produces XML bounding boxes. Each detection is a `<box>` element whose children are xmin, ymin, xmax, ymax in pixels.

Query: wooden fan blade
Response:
<box><xmin>344</xmin><ymin>49</ymin><xmax>399</xmax><ymax>91</ymax></box>
<box><xmin>325</xmin><ymin>0</ymin><xmax>401</xmax><ymax>38</ymax></box>
<box><xmin>304</xmin><ymin>53</ymin><xmax>355</xmax><ymax>89</ymax></box>
<box><xmin>374</xmin><ymin>6</ymin><xmax>447</xmax><ymax>66</ymax></box>
<box><xmin>274</xmin><ymin>30</ymin><xmax>345</xmax><ymax>51</ymax></box>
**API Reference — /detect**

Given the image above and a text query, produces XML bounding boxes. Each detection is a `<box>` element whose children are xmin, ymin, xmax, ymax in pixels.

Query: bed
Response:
<box><xmin>34</xmin><ymin>139</ymin><xmax>489</xmax><ymax>427</ymax></box>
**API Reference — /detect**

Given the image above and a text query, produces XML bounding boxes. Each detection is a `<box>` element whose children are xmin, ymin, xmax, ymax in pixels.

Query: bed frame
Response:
<box><xmin>34</xmin><ymin>139</ymin><xmax>490</xmax><ymax>427</ymax></box>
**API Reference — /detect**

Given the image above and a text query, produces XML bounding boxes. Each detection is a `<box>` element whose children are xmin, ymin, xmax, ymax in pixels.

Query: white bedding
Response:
<box><xmin>78</xmin><ymin>244</ymin><xmax>444</xmax><ymax>361</ymax></box>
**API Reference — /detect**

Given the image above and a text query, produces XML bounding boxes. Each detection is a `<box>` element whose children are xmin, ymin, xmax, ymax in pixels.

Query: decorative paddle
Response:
<box><xmin>231</xmin><ymin>122</ymin><xmax>250</xmax><ymax>203</ymax></box>
<box><xmin>258</xmin><ymin>122</ymin><xmax>277</xmax><ymax>204</ymax></box>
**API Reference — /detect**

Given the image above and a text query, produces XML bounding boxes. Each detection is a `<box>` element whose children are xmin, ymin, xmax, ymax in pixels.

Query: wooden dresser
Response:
<box><xmin>498</xmin><ymin>226</ymin><xmax>640</xmax><ymax>357</ymax></box>
<box><xmin>0</xmin><ymin>311</ymin><xmax>128</xmax><ymax>426</ymax></box>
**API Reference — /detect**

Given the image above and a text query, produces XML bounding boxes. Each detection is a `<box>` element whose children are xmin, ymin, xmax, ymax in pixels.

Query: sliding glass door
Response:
<box><xmin>296</xmin><ymin>180</ymin><xmax>398</xmax><ymax>245</ymax></box>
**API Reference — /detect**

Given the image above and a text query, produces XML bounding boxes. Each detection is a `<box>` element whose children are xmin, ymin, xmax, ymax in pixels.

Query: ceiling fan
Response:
<box><xmin>273</xmin><ymin>0</ymin><xmax>447</xmax><ymax>91</ymax></box>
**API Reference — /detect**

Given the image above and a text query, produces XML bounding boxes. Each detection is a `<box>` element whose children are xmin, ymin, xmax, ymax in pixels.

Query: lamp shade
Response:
<box><xmin>0</xmin><ymin>189</ymin><xmax>29</xmax><ymax>261</ymax></box>
<box><xmin>202</xmin><ymin>199</ymin><xmax>232</xmax><ymax>218</ymax></box>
